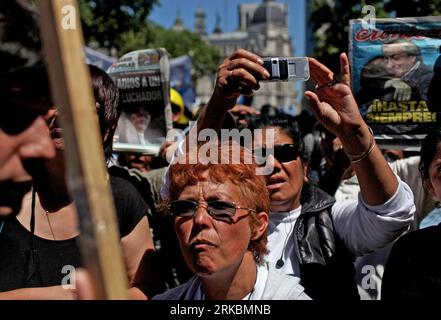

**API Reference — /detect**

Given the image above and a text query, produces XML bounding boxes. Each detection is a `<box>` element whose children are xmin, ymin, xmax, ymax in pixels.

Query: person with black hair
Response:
<box><xmin>0</xmin><ymin>0</ymin><xmax>55</xmax><ymax>217</ymax></box>
<box><xmin>0</xmin><ymin>65</ymin><xmax>155</xmax><ymax>299</ymax></box>
<box><xmin>89</xmin><ymin>64</ymin><xmax>122</xmax><ymax>161</ymax></box>
<box><xmin>382</xmin><ymin>129</ymin><xmax>441</xmax><ymax>299</ymax></box>
<box><xmin>188</xmin><ymin>48</ymin><xmax>415</xmax><ymax>299</ymax></box>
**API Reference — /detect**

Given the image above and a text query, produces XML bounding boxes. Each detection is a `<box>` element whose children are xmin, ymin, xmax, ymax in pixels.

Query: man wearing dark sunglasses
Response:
<box><xmin>187</xmin><ymin>49</ymin><xmax>415</xmax><ymax>300</ymax></box>
<box><xmin>0</xmin><ymin>0</ymin><xmax>55</xmax><ymax>217</ymax></box>
<box><xmin>154</xmin><ymin>142</ymin><xmax>310</xmax><ymax>300</ymax></box>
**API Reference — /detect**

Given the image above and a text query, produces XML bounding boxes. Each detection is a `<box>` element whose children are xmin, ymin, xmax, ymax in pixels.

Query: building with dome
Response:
<box><xmin>194</xmin><ymin>0</ymin><xmax>298</xmax><ymax>111</ymax></box>
<box><xmin>171</xmin><ymin>9</ymin><xmax>185</xmax><ymax>32</ymax></box>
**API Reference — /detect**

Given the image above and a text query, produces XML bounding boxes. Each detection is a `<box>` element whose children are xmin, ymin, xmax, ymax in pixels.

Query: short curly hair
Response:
<box><xmin>165</xmin><ymin>141</ymin><xmax>270</xmax><ymax>264</ymax></box>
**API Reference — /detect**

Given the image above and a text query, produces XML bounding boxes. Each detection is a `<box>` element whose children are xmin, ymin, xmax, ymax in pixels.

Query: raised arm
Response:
<box><xmin>305</xmin><ymin>53</ymin><xmax>398</xmax><ymax>205</ymax></box>
<box><xmin>197</xmin><ymin>49</ymin><xmax>269</xmax><ymax>134</ymax></box>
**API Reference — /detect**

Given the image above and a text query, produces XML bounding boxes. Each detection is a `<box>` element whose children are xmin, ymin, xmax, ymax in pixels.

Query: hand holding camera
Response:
<box><xmin>212</xmin><ymin>49</ymin><xmax>310</xmax><ymax>111</ymax></box>
<box><xmin>213</xmin><ymin>49</ymin><xmax>268</xmax><ymax>105</ymax></box>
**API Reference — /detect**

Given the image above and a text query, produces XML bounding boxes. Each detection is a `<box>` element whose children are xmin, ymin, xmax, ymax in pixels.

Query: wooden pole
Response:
<box><xmin>37</xmin><ymin>0</ymin><xmax>128</xmax><ymax>299</ymax></box>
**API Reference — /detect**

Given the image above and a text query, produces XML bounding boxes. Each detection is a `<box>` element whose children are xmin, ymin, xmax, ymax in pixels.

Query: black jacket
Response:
<box><xmin>295</xmin><ymin>183</ymin><xmax>360</xmax><ymax>300</ymax></box>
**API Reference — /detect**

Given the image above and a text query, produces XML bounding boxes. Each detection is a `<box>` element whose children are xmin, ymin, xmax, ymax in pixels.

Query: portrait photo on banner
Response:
<box><xmin>108</xmin><ymin>48</ymin><xmax>172</xmax><ymax>155</ymax></box>
<box><xmin>349</xmin><ymin>16</ymin><xmax>441</xmax><ymax>148</ymax></box>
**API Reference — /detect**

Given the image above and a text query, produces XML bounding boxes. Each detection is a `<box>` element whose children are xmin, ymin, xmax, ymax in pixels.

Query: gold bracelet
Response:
<box><xmin>344</xmin><ymin>126</ymin><xmax>376</xmax><ymax>163</ymax></box>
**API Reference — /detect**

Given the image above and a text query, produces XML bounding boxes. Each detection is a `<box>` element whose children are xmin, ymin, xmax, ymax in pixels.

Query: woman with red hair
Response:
<box><xmin>153</xmin><ymin>142</ymin><xmax>310</xmax><ymax>300</ymax></box>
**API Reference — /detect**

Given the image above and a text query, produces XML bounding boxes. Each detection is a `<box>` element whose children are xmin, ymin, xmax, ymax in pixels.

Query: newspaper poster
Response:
<box><xmin>107</xmin><ymin>48</ymin><xmax>172</xmax><ymax>155</ymax></box>
<box><xmin>349</xmin><ymin>17</ymin><xmax>441</xmax><ymax>149</ymax></box>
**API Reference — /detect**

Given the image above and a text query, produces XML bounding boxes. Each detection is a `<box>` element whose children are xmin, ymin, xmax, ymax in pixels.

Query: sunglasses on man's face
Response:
<box><xmin>254</xmin><ymin>144</ymin><xmax>300</xmax><ymax>164</ymax></box>
<box><xmin>169</xmin><ymin>199</ymin><xmax>255</xmax><ymax>223</ymax></box>
<box><xmin>1</xmin><ymin>104</ymin><xmax>45</xmax><ymax>135</ymax></box>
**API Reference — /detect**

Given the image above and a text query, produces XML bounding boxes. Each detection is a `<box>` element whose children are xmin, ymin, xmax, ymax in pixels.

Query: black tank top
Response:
<box><xmin>0</xmin><ymin>217</ymin><xmax>82</xmax><ymax>290</ymax></box>
<box><xmin>0</xmin><ymin>175</ymin><xmax>148</xmax><ymax>291</ymax></box>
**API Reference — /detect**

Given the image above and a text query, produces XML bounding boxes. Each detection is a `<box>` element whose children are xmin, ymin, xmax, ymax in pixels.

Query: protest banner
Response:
<box><xmin>349</xmin><ymin>16</ymin><xmax>441</xmax><ymax>149</ymax></box>
<box><xmin>108</xmin><ymin>48</ymin><xmax>172</xmax><ymax>155</ymax></box>
<box><xmin>170</xmin><ymin>55</ymin><xmax>196</xmax><ymax>111</ymax></box>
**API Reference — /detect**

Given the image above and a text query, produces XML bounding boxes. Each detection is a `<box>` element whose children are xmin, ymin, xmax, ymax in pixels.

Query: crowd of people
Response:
<box><xmin>1</xmin><ymin>0</ymin><xmax>441</xmax><ymax>300</ymax></box>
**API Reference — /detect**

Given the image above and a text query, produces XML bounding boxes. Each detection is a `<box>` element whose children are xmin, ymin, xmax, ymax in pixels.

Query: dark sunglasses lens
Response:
<box><xmin>170</xmin><ymin>200</ymin><xmax>196</xmax><ymax>216</ymax></box>
<box><xmin>274</xmin><ymin>145</ymin><xmax>298</xmax><ymax>163</ymax></box>
<box><xmin>1</xmin><ymin>109</ymin><xmax>39</xmax><ymax>135</ymax></box>
<box><xmin>208</xmin><ymin>201</ymin><xmax>236</xmax><ymax>222</ymax></box>
<box><xmin>2</xmin><ymin>89</ymin><xmax>51</xmax><ymax>134</ymax></box>
<box><xmin>208</xmin><ymin>201</ymin><xmax>236</xmax><ymax>215</ymax></box>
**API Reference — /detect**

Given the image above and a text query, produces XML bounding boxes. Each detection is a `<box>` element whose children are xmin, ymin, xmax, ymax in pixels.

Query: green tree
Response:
<box><xmin>78</xmin><ymin>1</ymin><xmax>219</xmax><ymax>79</ymax></box>
<box><xmin>117</xmin><ymin>24</ymin><xmax>220</xmax><ymax>79</ymax></box>
<box><xmin>78</xmin><ymin>0</ymin><xmax>159</xmax><ymax>54</ymax></box>
<box><xmin>309</xmin><ymin>0</ymin><xmax>441</xmax><ymax>73</ymax></box>
<box><xmin>309</xmin><ymin>0</ymin><xmax>388</xmax><ymax>72</ymax></box>
<box><xmin>147</xmin><ymin>26</ymin><xmax>220</xmax><ymax>79</ymax></box>
<box><xmin>384</xmin><ymin>0</ymin><xmax>441</xmax><ymax>17</ymax></box>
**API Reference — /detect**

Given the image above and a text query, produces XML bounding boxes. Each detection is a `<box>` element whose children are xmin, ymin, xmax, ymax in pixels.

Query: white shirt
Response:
<box><xmin>335</xmin><ymin>156</ymin><xmax>435</xmax><ymax>229</ymax></box>
<box><xmin>246</xmin><ymin>262</ymin><xmax>268</xmax><ymax>300</ymax></box>
<box><xmin>267</xmin><ymin>177</ymin><xmax>415</xmax><ymax>276</ymax></box>
<box><xmin>188</xmin><ymin>263</ymin><xmax>269</xmax><ymax>300</ymax></box>
<box><xmin>267</xmin><ymin>207</ymin><xmax>302</xmax><ymax>276</ymax></box>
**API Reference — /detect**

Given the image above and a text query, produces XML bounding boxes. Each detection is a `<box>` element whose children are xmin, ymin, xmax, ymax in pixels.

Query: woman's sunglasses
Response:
<box><xmin>254</xmin><ymin>144</ymin><xmax>300</xmax><ymax>163</ymax></box>
<box><xmin>169</xmin><ymin>199</ymin><xmax>255</xmax><ymax>223</ymax></box>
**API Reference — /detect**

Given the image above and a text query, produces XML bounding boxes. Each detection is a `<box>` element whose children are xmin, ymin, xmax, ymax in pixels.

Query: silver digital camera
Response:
<box><xmin>261</xmin><ymin>57</ymin><xmax>309</xmax><ymax>81</ymax></box>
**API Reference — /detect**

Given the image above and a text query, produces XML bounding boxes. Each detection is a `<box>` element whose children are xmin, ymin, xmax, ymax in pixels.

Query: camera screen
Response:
<box><xmin>262</xmin><ymin>58</ymin><xmax>288</xmax><ymax>80</ymax></box>
<box><xmin>278</xmin><ymin>59</ymin><xmax>288</xmax><ymax>80</ymax></box>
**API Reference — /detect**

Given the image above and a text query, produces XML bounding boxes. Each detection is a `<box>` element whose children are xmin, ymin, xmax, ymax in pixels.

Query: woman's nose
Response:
<box><xmin>17</xmin><ymin>117</ymin><xmax>56</xmax><ymax>161</ymax></box>
<box><xmin>193</xmin><ymin>202</ymin><xmax>212</xmax><ymax>227</ymax></box>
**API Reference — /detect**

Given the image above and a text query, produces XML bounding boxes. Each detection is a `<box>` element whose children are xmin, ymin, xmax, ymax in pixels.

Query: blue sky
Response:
<box><xmin>150</xmin><ymin>0</ymin><xmax>306</xmax><ymax>57</ymax></box>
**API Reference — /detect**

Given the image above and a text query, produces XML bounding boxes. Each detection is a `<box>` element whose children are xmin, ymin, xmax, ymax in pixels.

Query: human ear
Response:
<box><xmin>303</xmin><ymin>161</ymin><xmax>309</xmax><ymax>183</ymax></box>
<box><xmin>251</xmin><ymin>211</ymin><xmax>269</xmax><ymax>240</ymax></box>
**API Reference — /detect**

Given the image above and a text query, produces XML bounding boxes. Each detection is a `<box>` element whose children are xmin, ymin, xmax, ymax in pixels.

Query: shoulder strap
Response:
<box><xmin>0</xmin><ymin>218</ymin><xmax>7</xmax><ymax>252</ymax></box>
